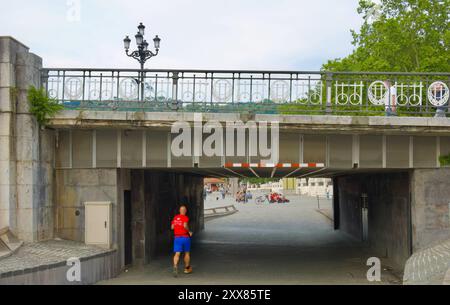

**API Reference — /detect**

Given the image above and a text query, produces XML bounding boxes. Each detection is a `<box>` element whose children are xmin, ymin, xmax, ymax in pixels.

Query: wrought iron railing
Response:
<box><xmin>40</xmin><ymin>68</ymin><xmax>450</xmax><ymax>116</ymax></box>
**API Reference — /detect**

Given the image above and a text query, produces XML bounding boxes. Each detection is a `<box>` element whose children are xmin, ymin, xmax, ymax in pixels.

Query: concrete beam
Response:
<box><xmin>54</xmin><ymin>127</ymin><xmax>443</xmax><ymax>171</ymax></box>
<box><xmin>48</xmin><ymin>110</ymin><xmax>450</xmax><ymax>136</ymax></box>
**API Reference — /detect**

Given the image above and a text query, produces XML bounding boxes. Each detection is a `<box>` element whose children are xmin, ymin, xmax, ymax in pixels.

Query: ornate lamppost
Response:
<box><xmin>123</xmin><ymin>23</ymin><xmax>161</xmax><ymax>100</ymax></box>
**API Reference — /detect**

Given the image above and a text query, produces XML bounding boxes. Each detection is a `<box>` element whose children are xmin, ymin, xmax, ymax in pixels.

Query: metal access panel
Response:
<box><xmin>72</xmin><ymin>130</ymin><xmax>93</xmax><ymax>168</ymax></box>
<box><xmin>413</xmin><ymin>136</ymin><xmax>437</xmax><ymax>168</ymax></box>
<box><xmin>328</xmin><ymin>135</ymin><xmax>353</xmax><ymax>168</ymax></box>
<box><xmin>96</xmin><ymin>130</ymin><xmax>118</xmax><ymax>168</ymax></box>
<box><xmin>147</xmin><ymin>131</ymin><xmax>169</xmax><ymax>167</ymax></box>
<box><xmin>122</xmin><ymin>130</ymin><xmax>143</xmax><ymax>168</ymax></box>
<box><xmin>303</xmin><ymin>135</ymin><xmax>326</xmax><ymax>164</ymax></box>
<box><xmin>279</xmin><ymin>133</ymin><xmax>301</xmax><ymax>164</ymax></box>
<box><xmin>359</xmin><ymin>135</ymin><xmax>383</xmax><ymax>168</ymax></box>
<box><xmin>84</xmin><ymin>202</ymin><xmax>112</xmax><ymax>249</ymax></box>
<box><xmin>386</xmin><ymin>136</ymin><xmax>410</xmax><ymax>168</ymax></box>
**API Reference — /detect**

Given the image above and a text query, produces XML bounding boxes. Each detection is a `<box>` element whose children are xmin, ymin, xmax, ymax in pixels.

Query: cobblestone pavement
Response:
<box><xmin>101</xmin><ymin>193</ymin><xmax>401</xmax><ymax>285</ymax></box>
<box><xmin>0</xmin><ymin>239</ymin><xmax>111</xmax><ymax>276</ymax></box>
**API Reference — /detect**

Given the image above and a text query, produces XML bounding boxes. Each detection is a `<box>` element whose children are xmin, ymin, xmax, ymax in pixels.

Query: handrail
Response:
<box><xmin>40</xmin><ymin>68</ymin><xmax>450</xmax><ymax>76</ymax></box>
<box><xmin>40</xmin><ymin>68</ymin><xmax>450</xmax><ymax>117</ymax></box>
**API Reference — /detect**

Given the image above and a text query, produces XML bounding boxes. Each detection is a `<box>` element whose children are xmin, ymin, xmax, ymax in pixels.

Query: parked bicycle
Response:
<box><xmin>255</xmin><ymin>194</ymin><xmax>270</xmax><ymax>205</ymax></box>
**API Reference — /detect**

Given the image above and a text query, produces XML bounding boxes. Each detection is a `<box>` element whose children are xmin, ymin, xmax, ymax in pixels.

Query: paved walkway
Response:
<box><xmin>101</xmin><ymin>193</ymin><xmax>401</xmax><ymax>285</ymax></box>
<box><xmin>0</xmin><ymin>239</ymin><xmax>111</xmax><ymax>277</ymax></box>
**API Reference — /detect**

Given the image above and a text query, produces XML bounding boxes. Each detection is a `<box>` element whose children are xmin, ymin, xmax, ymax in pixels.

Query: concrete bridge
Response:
<box><xmin>49</xmin><ymin>110</ymin><xmax>450</xmax><ymax>177</ymax></box>
<box><xmin>1</xmin><ymin>36</ymin><xmax>450</xmax><ymax>284</ymax></box>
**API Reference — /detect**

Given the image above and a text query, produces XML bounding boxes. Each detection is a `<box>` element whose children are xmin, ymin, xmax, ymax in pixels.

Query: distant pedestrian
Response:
<box><xmin>384</xmin><ymin>80</ymin><xmax>397</xmax><ymax>116</ymax></box>
<box><xmin>220</xmin><ymin>188</ymin><xmax>226</xmax><ymax>200</ymax></box>
<box><xmin>246</xmin><ymin>191</ymin><xmax>253</xmax><ymax>201</ymax></box>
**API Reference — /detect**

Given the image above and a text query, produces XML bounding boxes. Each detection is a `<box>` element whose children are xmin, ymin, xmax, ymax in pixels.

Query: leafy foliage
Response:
<box><xmin>27</xmin><ymin>86</ymin><xmax>63</xmax><ymax>126</ymax></box>
<box><xmin>323</xmin><ymin>0</ymin><xmax>450</xmax><ymax>72</ymax></box>
<box><xmin>439</xmin><ymin>154</ymin><xmax>450</xmax><ymax>166</ymax></box>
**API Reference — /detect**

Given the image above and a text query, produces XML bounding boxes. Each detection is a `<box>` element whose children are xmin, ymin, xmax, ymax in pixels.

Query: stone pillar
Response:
<box><xmin>0</xmin><ymin>37</ymin><xmax>29</xmax><ymax>231</ymax></box>
<box><xmin>0</xmin><ymin>36</ymin><xmax>54</xmax><ymax>242</ymax></box>
<box><xmin>411</xmin><ymin>168</ymin><xmax>450</xmax><ymax>251</ymax></box>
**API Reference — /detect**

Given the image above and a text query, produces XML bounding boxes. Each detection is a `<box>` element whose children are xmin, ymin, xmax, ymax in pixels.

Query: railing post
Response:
<box><xmin>140</xmin><ymin>64</ymin><xmax>145</xmax><ymax>102</ymax></box>
<box><xmin>172</xmin><ymin>72</ymin><xmax>179</xmax><ymax>100</ymax></box>
<box><xmin>325</xmin><ymin>72</ymin><xmax>333</xmax><ymax>114</ymax></box>
<box><xmin>40</xmin><ymin>69</ymin><xmax>48</xmax><ymax>90</ymax></box>
<box><xmin>170</xmin><ymin>72</ymin><xmax>180</xmax><ymax>110</ymax></box>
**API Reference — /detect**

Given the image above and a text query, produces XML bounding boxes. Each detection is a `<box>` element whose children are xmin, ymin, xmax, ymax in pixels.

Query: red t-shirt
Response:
<box><xmin>172</xmin><ymin>214</ymin><xmax>190</xmax><ymax>237</ymax></box>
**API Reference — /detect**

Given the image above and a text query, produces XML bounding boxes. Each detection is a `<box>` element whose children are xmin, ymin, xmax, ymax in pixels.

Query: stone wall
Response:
<box><xmin>54</xmin><ymin>168</ymin><xmax>128</xmax><ymax>270</ymax></box>
<box><xmin>0</xmin><ymin>36</ymin><xmax>54</xmax><ymax>242</ymax></box>
<box><xmin>365</xmin><ymin>173</ymin><xmax>411</xmax><ymax>269</ymax></box>
<box><xmin>411</xmin><ymin>168</ymin><xmax>450</xmax><ymax>251</ymax></box>
<box><xmin>0</xmin><ymin>249</ymin><xmax>119</xmax><ymax>285</ymax></box>
<box><xmin>54</xmin><ymin>168</ymin><xmax>205</xmax><ymax>267</ymax></box>
<box><xmin>335</xmin><ymin>172</ymin><xmax>411</xmax><ymax>269</ymax></box>
<box><xmin>54</xmin><ymin>169</ymin><xmax>119</xmax><ymax>246</ymax></box>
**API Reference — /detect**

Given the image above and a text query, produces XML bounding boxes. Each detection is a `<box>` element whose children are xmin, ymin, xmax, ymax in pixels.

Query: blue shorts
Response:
<box><xmin>173</xmin><ymin>237</ymin><xmax>191</xmax><ymax>253</ymax></box>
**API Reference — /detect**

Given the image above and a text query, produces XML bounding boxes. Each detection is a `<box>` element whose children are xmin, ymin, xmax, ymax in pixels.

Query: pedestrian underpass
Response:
<box><xmin>100</xmin><ymin>187</ymin><xmax>403</xmax><ymax>285</ymax></box>
<box><xmin>51</xmin><ymin>163</ymin><xmax>426</xmax><ymax>284</ymax></box>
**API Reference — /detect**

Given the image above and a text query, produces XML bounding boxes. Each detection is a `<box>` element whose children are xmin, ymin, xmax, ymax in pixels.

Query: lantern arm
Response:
<box><xmin>125</xmin><ymin>50</ymin><xmax>144</xmax><ymax>65</ymax></box>
<box><xmin>126</xmin><ymin>49</ymin><xmax>140</xmax><ymax>59</ymax></box>
<box><xmin>143</xmin><ymin>49</ymin><xmax>158</xmax><ymax>61</ymax></box>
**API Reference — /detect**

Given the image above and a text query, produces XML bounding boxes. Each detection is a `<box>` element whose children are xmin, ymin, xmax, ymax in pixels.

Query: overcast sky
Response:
<box><xmin>0</xmin><ymin>0</ymin><xmax>363</xmax><ymax>70</ymax></box>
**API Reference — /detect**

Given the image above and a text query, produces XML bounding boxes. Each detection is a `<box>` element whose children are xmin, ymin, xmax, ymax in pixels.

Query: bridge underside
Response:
<box><xmin>53</xmin><ymin>128</ymin><xmax>450</xmax><ymax>178</ymax></box>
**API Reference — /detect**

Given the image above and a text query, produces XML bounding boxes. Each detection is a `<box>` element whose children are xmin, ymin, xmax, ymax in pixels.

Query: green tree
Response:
<box><xmin>323</xmin><ymin>0</ymin><xmax>450</xmax><ymax>72</ymax></box>
<box><xmin>240</xmin><ymin>178</ymin><xmax>278</xmax><ymax>185</ymax></box>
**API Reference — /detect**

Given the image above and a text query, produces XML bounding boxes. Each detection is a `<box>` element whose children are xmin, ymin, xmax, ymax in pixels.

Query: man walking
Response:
<box><xmin>171</xmin><ymin>205</ymin><xmax>193</xmax><ymax>277</ymax></box>
<box><xmin>384</xmin><ymin>80</ymin><xmax>397</xmax><ymax>116</ymax></box>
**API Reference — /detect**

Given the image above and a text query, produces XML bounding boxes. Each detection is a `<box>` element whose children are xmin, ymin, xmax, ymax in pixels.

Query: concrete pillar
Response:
<box><xmin>0</xmin><ymin>36</ymin><xmax>54</xmax><ymax>241</ymax></box>
<box><xmin>131</xmin><ymin>170</ymin><xmax>146</xmax><ymax>265</ymax></box>
<box><xmin>228</xmin><ymin>178</ymin><xmax>239</xmax><ymax>196</ymax></box>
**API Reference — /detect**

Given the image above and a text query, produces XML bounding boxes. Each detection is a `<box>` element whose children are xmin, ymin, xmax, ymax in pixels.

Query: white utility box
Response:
<box><xmin>84</xmin><ymin>202</ymin><xmax>112</xmax><ymax>249</ymax></box>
